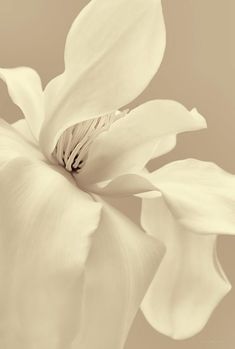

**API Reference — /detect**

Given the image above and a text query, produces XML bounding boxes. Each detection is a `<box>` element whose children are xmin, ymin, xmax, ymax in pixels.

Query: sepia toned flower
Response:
<box><xmin>0</xmin><ymin>0</ymin><xmax>234</xmax><ymax>348</ymax></box>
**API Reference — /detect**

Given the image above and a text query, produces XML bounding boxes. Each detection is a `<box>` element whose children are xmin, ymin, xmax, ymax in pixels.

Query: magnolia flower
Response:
<box><xmin>0</xmin><ymin>0</ymin><xmax>234</xmax><ymax>348</ymax></box>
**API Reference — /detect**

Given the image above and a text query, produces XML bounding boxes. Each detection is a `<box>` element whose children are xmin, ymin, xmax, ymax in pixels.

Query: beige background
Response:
<box><xmin>0</xmin><ymin>1</ymin><xmax>235</xmax><ymax>348</ymax></box>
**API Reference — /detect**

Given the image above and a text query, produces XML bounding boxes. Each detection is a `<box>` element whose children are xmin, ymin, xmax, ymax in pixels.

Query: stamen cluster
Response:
<box><xmin>53</xmin><ymin>111</ymin><xmax>125</xmax><ymax>172</ymax></box>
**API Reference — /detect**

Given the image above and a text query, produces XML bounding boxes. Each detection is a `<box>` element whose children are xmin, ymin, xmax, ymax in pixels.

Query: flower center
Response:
<box><xmin>53</xmin><ymin>111</ymin><xmax>125</xmax><ymax>173</ymax></box>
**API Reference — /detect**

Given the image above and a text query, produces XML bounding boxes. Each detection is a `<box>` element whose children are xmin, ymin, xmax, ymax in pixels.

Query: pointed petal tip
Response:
<box><xmin>190</xmin><ymin>107</ymin><xmax>207</xmax><ymax>129</ymax></box>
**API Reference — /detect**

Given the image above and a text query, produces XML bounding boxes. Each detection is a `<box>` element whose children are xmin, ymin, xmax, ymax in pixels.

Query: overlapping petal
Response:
<box><xmin>72</xmin><ymin>199</ymin><xmax>164</xmax><ymax>349</ymax></box>
<box><xmin>40</xmin><ymin>0</ymin><xmax>166</xmax><ymax>159</ymax></box>
<box><xmin>0</xmin><ymin>158</ymin><xmax>101</xmax><ymax>348</ymax></box>
<box><xmin>148</xmin><ymin>158</ymin><xmax>235</xmax><ymax>235</ymax></box>
<box><xmin>0</xmin><ymin>67</ymin><xmax>44</xmax><ymax>140</ymax></box>
<box><xmin>0</xmin><ymin>0</ymin><xmax>233</xmax><ymax>346</ymax></box>
<box><xmin>80</xmin><ymin>173</ymin><xmax>157</xmax><ymax>197</ymax></box>
<box><xmin>141</xmin><ymin>196</ymin><xmax>231</xmax><ymax>339</ymax></box>
<box><xmin>12</xmin><ymin>119</ymin><xmax>37</xmax><ymax>145</ymax></box>
<box><xmin>78</xmin><ymin>100</ymin><xmax>206</xmax><ymax>185</ymax></box>
<box><xmin>0</xmin><ymin>119</ymin><xmax>43</xmax><ymax>165</ymax></box>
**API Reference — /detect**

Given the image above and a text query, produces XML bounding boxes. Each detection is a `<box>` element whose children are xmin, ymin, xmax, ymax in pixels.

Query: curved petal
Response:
<box><xmin>72</xmin><ymin>198</ymin><xmax>165</xmax><ymax>349</ymax></box>
<box><xmin>151</xmin><ymin>134</ymin><xmax>177</xmax><ymax>159</ymax></box>
<box><xmin>78</xmin><ymin>100</ymin><xmax>206</xmax><ymax>185</ymax></box>
<box><xmin>0</xmin><ymin>119</ymin><xmax>43</xmax><ymax>165</ymax></box>
<box><xmin>0</xmin><ymin>158</ymin><xmax>101</xmax><ymax>348</ymax></box>
<box><xmin>140</xmin><ymin>196</ymin><xmax>231</xmax><ymax>339</ymax></box>
<box><xmin>149</xmin><ymin>158</ymin><xmax>235</xmax><ymax>235</ymax></box>
<box><xmin>0</xmin><ymin>67</ymin><xmax>44</xmax><ymax>140</ymax></box>
<box><xmin>80</xmin><ymin>173</ymin><xmax>158</xmax><ymax>197</ymax></box>
<box><xmin>40</xmin><ymin>0</ymin><xmax>166</xmax><ymax>158</ymax></box>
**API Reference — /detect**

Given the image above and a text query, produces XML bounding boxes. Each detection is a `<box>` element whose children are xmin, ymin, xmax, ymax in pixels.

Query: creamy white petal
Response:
<box><xmin>40</xmin><ymin>0</ymin><xmax>166</xmax><ymax>158</ymax></box>
<box><xmin>0</xmin><ymin>158</ymin><xmax>101</xmax><ymax>348</ymax></box>
<box><xmin>78</xmin><ymin>100</ymin><xmax>206</xmax><ymax>185</ymax></box>
<box><xmin>151</xmin><ymin>134</ymin><xmax>177</xmax><ymax>159</ymax></box>
<box><xmin>0</xmin><ymin>67</ymin><xmax>44</xmax><ymax>139</ymax></box>
<box><xmin>141</xmin><ymin>196</ymin><xmax>231</xmax><ymax>339</ymax></box>
<box><xmin>12</xmin><ymin>119</ymin><xmax>37</xmax><ymax>145</ymax></box>
<box><xmin>78</xmin><ymin>173</ymin><xmax>157</xmax><ymax>197</ymax></box>
<box><xmin>149</xmin><ymin>158</ymin><xmax>235</xmax><ymax>235</ymax></box>
<box><xmin>0</xmin><ymin>119</ymin><xmax>43</xmax><ymax>165</ymax></box>
<box><xmin>72</xmin><ymin>199</ymin><xmax>165</xmax><ymax>349</ymax></box>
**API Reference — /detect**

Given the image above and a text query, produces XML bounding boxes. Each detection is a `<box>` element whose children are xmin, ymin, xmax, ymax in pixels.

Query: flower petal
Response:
<box><xmin>40</xmin><ymin>0</ymin><xmax>166</xmax><ymax>158</ymax></box>
<box><xmin>149</xmin><ymin>158</ymin><xmax>235</xmax><ymax>235</ymax></box>
<box><xmin>151</xmin><ymin>134</ymin><xmax>177</xmax><ymax>159</ymax></box>
<box><xmin>72</xmin><ymin>198</ymin><xmax>165</xmax><ymax>349</ymax></box>
<box><xmin>12</xmin><ymin>119</ymin><xmax>37</xmax><ymax>145</ymax></box>
<box><xmin>0</xmin><ymin>67</ymin><xmax>44</xmax><ymax>140</ymax></box>
<box><xmin>140</xmin><ymin>196</ymin><xmax>231</xmax><ymax>339</ymax></box>
<box><xmin>0</xmin><ymin>119</ymin><xmax>43</xmax><ymax>165</ymax></box>
<box><xmin>0</xmin><ymin>158</ymin><xmax>101</xmax><ymax>347</ymax></box>
<box><xmin>78</xmin><ymin>100</ymin><xmax>206</xmax><ymax>185</ymax></box>
<box><xmin>80</xmin><ymin>173</ymin><xmax>158</xmax><ymax>197</ymax></box>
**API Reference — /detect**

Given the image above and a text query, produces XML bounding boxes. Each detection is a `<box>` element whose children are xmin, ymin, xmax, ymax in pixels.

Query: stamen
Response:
<box><xmin>53</xmin><ymin>110</ymin><xmax>126</xmax><ymax>173</ymax></box>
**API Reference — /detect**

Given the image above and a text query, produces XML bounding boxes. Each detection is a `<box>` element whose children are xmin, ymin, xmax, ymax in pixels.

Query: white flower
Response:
<box><xmin>0</xmin><ymin>0</ymin><xmax>234</xmax><ymax>348</ymax></box>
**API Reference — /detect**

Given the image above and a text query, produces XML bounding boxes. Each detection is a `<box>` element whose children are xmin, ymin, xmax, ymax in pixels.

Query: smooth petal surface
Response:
<box><xmin>141</xmin><ymin>196</ymin><xmax>231</xmax><ymax>339</ymax></box>
<box><xmin>0</xmin><ymin>67</ymin><xmax>44</xmax><ymax>139</ymax></box>
<box><xmin>78</xmin><ymin>173</ymin><xmax>157</xmax><ymax>197</ymax></box>
<box><xmin>151</xmin><ymin>134</ymin><xmax>177</xmax><ymax>159</ymax></box>
<box><xmin>0</xmin><ymin>119</ymin><xmax>43</xmax><ymax>165</ymax></box>
<box><xmin>13</xmin><ymin>119</ymin><xmax>37</xmax><ymax>145</ymax></box>
<box><xmin>0</xmin><ymin>159</ymin><xmax>101</xmax><ymax>348</ymax></box>
<box><xmin>78</xmin><ymin>100</ymin><xmax>206</xmax><ymax>185</ymax></box>
<box><xmin>149</xmin><ymin>159</ymin><xmax>235</xmax><ymax>235</ymax></box>
<box><xmin>40</xmin><ymin>0</ymin><xmax>166</xmax><ymax>158</ymax></box>
<box><xmin>72</xmin><ymin>199</ymin><xmax>165</xmax><ymax>349</ymax></box>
